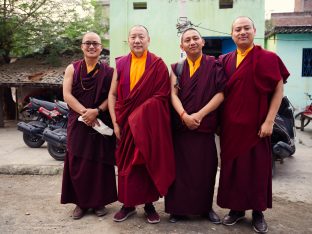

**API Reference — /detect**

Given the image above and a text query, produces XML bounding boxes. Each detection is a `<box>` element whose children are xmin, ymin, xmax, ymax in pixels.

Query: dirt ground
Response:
<box><xmin>0</xmin><ymin>124</ymin><xmax>312</xmax><ymax>233</ymax></box>
<box><xmin>0</xmin><ymin>174</ymin><xmax>312</xmax><ymax>234</ymax></box>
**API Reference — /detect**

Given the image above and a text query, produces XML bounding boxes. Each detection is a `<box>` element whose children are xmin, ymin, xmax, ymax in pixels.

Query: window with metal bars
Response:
<box><xmin>219</xmin><ymin>0</ymin><xmax>233</xmax><ymax>9</ymax></box>
<box><xmin>133</xmin><ymin>2</ymin><xmax>147</xmax><ymax>10</ymax></box>
<box><xmin>302</xmin><ymin>48</ymin><xmax>312</xmax><ymax>77</ymax></box>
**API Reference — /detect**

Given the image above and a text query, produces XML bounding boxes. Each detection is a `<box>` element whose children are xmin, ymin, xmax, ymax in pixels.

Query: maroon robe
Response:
<box><xmin>115</xmin><ymin>52</ymin><xmax>176</xmax><ymax>206</ymax></box>
<box><xmin>165</xmin><ymin>55</ymin><xmax>226</xmax><ymax>215</ymax></box>
<box><xmin>217</xmin><ymin>46</ymin><xmax>290</xmax><ymax>211</ymax></box>
<box><xmin>61</xmin><ymin>60</ymin><xmax>117</xmax><ymax>208</ymax></box>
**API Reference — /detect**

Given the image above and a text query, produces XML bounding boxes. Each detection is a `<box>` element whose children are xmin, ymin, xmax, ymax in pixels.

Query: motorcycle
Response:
<box><xmin>271</xmin><ymin>96</ymin><xmax>296</xmax><ymax>176</ymax></box>
<box><xmin>20</xmin><ymin>97</ymin><xmax>56</xmax><ymax>121</ymax></box>
<box><xmin>42</xmin><ymin>100</ymin><xmax>68</xmax><ymax>161</ymax></box>
<box><xmin>17</xmin><ymin>98</ymin><xmax>67</xmax><ymax>149</ymax></box>
<box><xmin>42</xmin><ymin>102</ymin><xmax>113</xmax><ymax>161</ymax></box>
<box><xmin>294</xmin><ymin>93</ymin><xmax>312</xmax><ymax>131</ymax></box>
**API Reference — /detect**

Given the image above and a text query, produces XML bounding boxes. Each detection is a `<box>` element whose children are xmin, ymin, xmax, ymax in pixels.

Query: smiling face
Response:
<box><xmin>231</xmin><ymin>17</ymin><xmax>256</xmax><ymax>51</ymax></box>
<box><xmin>180</xmin><ymin>29</ymin><xmax>205</xmax><ymax>59</ymax></box>
<box><xmin>81</xmin><ymin>32</ymin><xmax>102</xmax><ymax>59</ymax></box>
<box><xmin>128</xmin><ymin>26</ymin><xmax>150</xmax><ymax>57</ymax></box>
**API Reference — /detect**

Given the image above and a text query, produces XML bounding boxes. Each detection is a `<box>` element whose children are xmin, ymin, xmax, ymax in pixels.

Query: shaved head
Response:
<box><xmin>129</xmin><ymin>25</ymin><xmax>149</xmax><ymax>36</ymax></box>
<box><xmin>231</xmin><ymin>16</ymin><xmax>255</xmax><ymax>32</ymax></box>
<box><xmin>82</xmin><ymin>32</ymin><xmax>101</xmax><ymax>43</ymax></box>
<box><xmin>128</xmin><ymin>25</ymin><xmax>150</xmax><ymax>57</ymax></box>
<box><xmin>180</xmin><ymin>28</ymin><xmax>202</xmax><ymax>43</ymax></box>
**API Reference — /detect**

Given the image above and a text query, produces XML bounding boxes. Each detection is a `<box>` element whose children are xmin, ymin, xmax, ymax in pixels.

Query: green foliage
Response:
<box><xmin>102</xmin><ymin>39</ymin><xmax>110</xmax><ymax>49</ymax></box>
<box><xmin>91</xmin><ymin>0</ymin><xmax>110</xmax><ymax>39</ymax></box>
<box><xmin>46</xmin><ymin>50</ymin><xmax>62</xmax><ymax>67</ymax></box>
<box><xmin>0</xmin><ymin>0</ymin><xmax>109</xmax><ymax>64</ymax></box>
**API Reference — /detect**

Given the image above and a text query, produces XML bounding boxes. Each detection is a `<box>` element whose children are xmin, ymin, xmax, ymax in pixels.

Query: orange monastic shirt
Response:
<box><xmin>187</xmin><ymin>55</ymin><xmax>202</xmax><ymax>78</ymax></box>
<box><xmin>130</xmin><ymin>50</ymin><xmax>147</xmax><ymax>90</ymax></box>
<box><xmin>86</xmin><ymin>63</ymin><xmax>96</xmax><ymax>73</ymax></box>
<box><xmin>236</xmin><ymin>45</ymin><xmax>254</xmax><ymax>68</ymax></box>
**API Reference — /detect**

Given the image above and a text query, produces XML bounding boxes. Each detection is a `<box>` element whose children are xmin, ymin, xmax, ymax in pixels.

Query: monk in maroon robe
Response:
<box><xmin>165</xmin><ymin>28</ymin><xmax>226</xmax><ymax>224</ymax></box>
<box><xmin>217</xmin><ymin>17</ymin><xmax>290</xmax><ymax>233</ymax></box>
<box><xmin>108</xmin><ymin>25</ymin><xmax>175</xmax><ymax>224</ymax></box>
<box><xmin>61</xmin><ymin>32</ymin><xmax>117</xmax><ymax>219</ymax></box>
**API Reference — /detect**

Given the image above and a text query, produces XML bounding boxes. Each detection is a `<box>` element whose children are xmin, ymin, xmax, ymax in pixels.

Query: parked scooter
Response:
<box><xmin>294</xmin><ymin>93</ymin><xmax>312</xmax><ymax>131</ymax></box>
<box><xmin>17</xmin><ymin>98</ymin><xmax>67</xmax><ymax>148</ymax></box>
<box><xmin>19</xmin><ymin>97</ymin><xmax>56</xmax><ymax>121</ymax></box>
<box><xmin>42</xmin><ymin>102</ymin><xmax>113</xmax><ymax>161</ymax></box>
<box><xmin>271</xmin><ymin>96</ymin><xmax>296</xmax><ymax>176</ymax></box>
<box><xmin>42</xmin><ymin>101</ymin><xmax>68</xmax><ymax>161</ymax></box>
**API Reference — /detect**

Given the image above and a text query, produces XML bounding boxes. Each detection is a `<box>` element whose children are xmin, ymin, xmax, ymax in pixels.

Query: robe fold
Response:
<box><xmin>217</xmin><ymin>46</ymin><xmax>290</xmax><ymax>211</ymax></box>
<box><xmin>165</xmin><ymin>55</ymin><xmax>226</xmax><ymax>215</ymax></box>
<box><xmin>61</xmin><ymin>60</ymin><xmax>117</xmax><ymax>208</ymax></box>
<box><xmin>115</xmin><ymin>52</ymin><xmax>176</xmax><ymax>206</ymax></box>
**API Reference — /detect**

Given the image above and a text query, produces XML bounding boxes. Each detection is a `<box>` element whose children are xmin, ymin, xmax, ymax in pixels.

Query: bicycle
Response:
<box><xmin>294</xmin><ymin>93</ymin><xmax>312</xmax><ymax>131</ymax></box>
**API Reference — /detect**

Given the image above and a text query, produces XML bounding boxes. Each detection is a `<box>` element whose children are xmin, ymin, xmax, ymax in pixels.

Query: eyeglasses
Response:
<box><xmin>82</xmin><ymin>41</ymin><xmax>102</xmax><ymax>48</ymax></box>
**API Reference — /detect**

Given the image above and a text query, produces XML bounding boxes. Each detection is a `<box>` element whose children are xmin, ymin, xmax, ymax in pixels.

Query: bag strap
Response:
<box><xmin>174</xmin><ymin>59</ymin><xmax>185</xmax><ymax>89</ymax></box>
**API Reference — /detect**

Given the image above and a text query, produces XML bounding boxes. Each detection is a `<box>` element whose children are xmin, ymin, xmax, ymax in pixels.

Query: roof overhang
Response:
<box><xmin>265</xmin><ymin>25</ymin><xmax>312</xmax><ymax>38</ymax></box>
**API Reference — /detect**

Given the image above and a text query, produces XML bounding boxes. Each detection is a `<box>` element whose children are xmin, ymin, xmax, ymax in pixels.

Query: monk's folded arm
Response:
<box><xmin>63</xmin><ymin>64</ymin><xmax>87</xmax><ymax>115</ymax></box>
<box><xmin>264</xmin><ymin>79</ymin><xmax>284</xmax><ymax>125</ymax></box>
<box><xmin>197</xmin><ymin>92</ymin><xmax>224</xmax><ymax>119</ymax></box>
<box><xmin>259</xmin><ymin>79</ymin><xmax>284</xmax><ymax>137</ymax></box>
<box><xmin>98</xmin><ymin>99</ymin><xmax>108</xmax><ymax>112</ymax></box>
<box><xmin>170</xmin><ymin>70</ymin><xmax>186</xmax><ymax>117</ymax></box>
<box><xmin>108</xmin><ymin>69</ymin><xmax>118</xmax><ymax>126</ymax></box>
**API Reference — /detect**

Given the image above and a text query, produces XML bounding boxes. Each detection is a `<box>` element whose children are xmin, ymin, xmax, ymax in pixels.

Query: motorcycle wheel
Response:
<box><xmin>46</xmin><ymin>128</ymin><xmax>66</xmax><ymax>161</ymax></box>
<box><xmin>23</xmin><ymin>132</ymin><xmax>45</xmax><ymax>148</ymax></box>
<box><xmin>47</xmin><ymin>143</ymin><xmax>66</xmax><ymax>161</ymax></box>
<box><xmin>294</xmin><ymin>112</ymin><xmax>310</xmax><ymax>130</ymax></box>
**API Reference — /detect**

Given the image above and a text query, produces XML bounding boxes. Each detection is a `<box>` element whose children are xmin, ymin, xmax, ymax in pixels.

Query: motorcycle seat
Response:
<box><xmin>30</xmin><ymin>97</ymin><xmax>56</xmax><ymax>111</ymax></box>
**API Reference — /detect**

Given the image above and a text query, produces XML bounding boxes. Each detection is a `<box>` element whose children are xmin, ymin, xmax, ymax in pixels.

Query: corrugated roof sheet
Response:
<box><xmin>0</xmin><ymin>71</ymin><xmax>63</xmax><ymax>88</ymax></box>
<box><xmin>265</xmin><ymin>25</ymin><xmax>312</xmax><ymax>38</ymax></box>
<box><xmin>0</xmin><ymin>56</ymin><xmax>73</xmax><ymax>88</ymax></box>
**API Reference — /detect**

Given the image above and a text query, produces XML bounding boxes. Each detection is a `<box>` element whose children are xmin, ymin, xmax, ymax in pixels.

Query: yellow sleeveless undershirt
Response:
<box><xmin>86</xmin><ymin>64</ymin><xmax>96</xmax><ymax>73</ymax></box>
<box><xmin>186</xmin><ymin>55</ymin><xmax>202</xmax><ymax>78</ymax></box>
<box><xmin>130</xmin><ymin>50</ymin><xmax>147</xmax><ymax>90</ymax></box>
<box><xmin>236</xmin><ymin>46</ymin><xmax>253</xmax><ymax>68</ymax></box>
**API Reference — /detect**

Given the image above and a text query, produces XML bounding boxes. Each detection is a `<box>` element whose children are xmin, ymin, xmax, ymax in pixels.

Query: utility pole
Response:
<box><xmin>178</xmin><ymin>0</ymin><xmax>187</xmax><ymax>59</ymax></box>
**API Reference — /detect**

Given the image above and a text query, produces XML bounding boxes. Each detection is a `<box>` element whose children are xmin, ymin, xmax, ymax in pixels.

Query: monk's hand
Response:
<box><xmin>81</xmin><ymin>108</ymin><xmax>98</xmax><ymax>126</ymax></box>
<box><xmin>113</xmin><ymin>122</ymin><xmax>121</xmax><ymax>140</ymax></box>
<box><xmin>182</xmin><ymin>114</ymin><xmax>200</xmax><ymax>130</ymax></box>
<box><xmin>258</xmin><ymin>120</ymin><xmax>274</xmax><ymax>138</ymax></box>
<box><xmin>190</xmin><ymin>112</ymin><xmax>203</xmax><ymax>126</ymax></box>
<box><xmin>91</xmin><ymin>118</ymin><xmax>100</xmax><ymax>127</ymax></box>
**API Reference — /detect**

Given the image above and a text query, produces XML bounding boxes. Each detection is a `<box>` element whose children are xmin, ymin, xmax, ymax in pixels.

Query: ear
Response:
<box><xmin>201</xmin><ymin>38</ymin><xmax>205</xmax><ymax>46</ymax></box>
<box><xmin>180</xmin><ymin>43</ymin><xmax>184</xmax><ymax>51</ymax></box>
